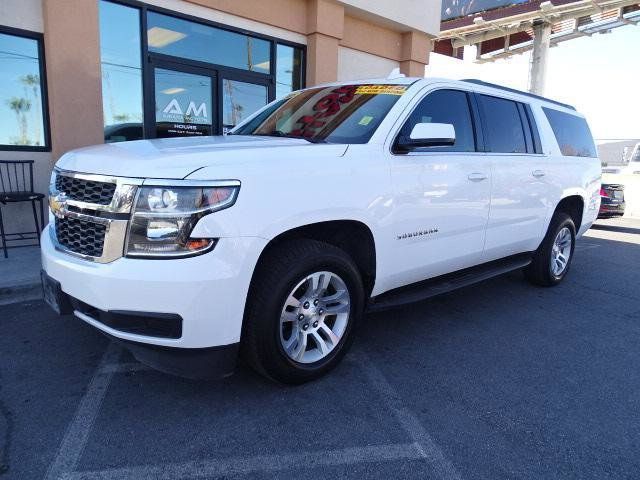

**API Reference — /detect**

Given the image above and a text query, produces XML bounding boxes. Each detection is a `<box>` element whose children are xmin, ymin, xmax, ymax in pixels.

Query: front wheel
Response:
<box><xmin>525</xmin><ymin>212</ymin><xmax>576</xmax><ymax>286</ymax></box>
<box><xmin>242</xmin><ymin>239</ymin><xmax>364</xmax><ymax>384</ymax></box>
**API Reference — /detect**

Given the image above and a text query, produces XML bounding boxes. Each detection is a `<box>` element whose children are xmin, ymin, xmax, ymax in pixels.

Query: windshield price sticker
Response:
<box><xmin>355</xmin><ymin>85</ymin><xmax>407</xmax><ymax>95</ymax></box>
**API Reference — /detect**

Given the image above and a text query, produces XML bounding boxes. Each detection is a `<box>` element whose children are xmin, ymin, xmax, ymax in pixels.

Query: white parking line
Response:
<box><xmin>61</xmin><ymin>442</ymin><xmax>426</xmax><ymax>480</ymax></box>
<box><xmin>45</xmin><ymin>342</ymin><xmax>122</xmax><ymax>480</ymax></box>
<box><xmin>45</xmin><ymin>344</ymin><xmax>461</xmax><ymax>479</ymax></box>
<box><xmin>350</xmin><ymin>351</ymin><xmax>463</xmax><ymax>480</ymax></box>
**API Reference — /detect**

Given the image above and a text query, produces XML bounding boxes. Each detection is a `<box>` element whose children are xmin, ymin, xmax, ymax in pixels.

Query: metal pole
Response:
<box><xmin>528</xmin><ymin>21</ymin><xmax>552</xmax><ymax>95</ymax></box>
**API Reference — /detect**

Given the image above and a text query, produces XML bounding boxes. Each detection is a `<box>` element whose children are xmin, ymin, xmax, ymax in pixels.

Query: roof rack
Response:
<box><xmin>461</xmin><ymin>79</ymin><xmax>576</xmax><ymax>111</ymax></box>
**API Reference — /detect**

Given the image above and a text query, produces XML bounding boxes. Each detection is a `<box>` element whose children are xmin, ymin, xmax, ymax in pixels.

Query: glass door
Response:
<box><xmin>220</xmin><ymin>75</ymin><xmax>270</xmax><ymax>134</ymax></box>
<box><xmin>148</xmin><ymin>60</ymin><xmax>216</xmax><ymax>139</ymax></box>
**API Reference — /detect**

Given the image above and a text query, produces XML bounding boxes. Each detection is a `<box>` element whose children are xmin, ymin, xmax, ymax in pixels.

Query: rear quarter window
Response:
<box><xmin>542</xmin><ymin>107</ymin><xmax>596</xmax><ymax>158</ymax></box>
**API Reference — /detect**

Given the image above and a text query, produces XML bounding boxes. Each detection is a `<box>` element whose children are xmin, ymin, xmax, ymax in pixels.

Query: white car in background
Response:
<box><xmin>625</xmin><ymin>143</ymin><xmax>640</xmax><ymax>174</ymax></box>
<box><xmin>41</xmin><ymin>77</ymin><xmax>601</xmax><ymax>384</ymax></box>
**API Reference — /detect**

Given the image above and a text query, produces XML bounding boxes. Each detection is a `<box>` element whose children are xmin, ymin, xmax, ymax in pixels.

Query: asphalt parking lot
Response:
<box><xmin>1</xmin><ymin>217</ymin><xmax>639</xmax><ymax>480</ymax></box>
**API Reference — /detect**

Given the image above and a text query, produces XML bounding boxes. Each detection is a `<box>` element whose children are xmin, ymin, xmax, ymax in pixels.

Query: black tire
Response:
<box><xmin>524</xmin><ymin>212</ymin><xmax>576</xmax><ymax>287</ymax></box>
<box><xmin>241</xmin><ymin>239</ymin><xmax>364</xmax><ymax>384</ymax></box>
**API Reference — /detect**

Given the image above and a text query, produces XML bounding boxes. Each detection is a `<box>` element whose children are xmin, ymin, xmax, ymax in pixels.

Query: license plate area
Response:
<box><xmin>41</xmin><ymin>271</ymin><xmax>73</xmax><ymax>315</ymax></box>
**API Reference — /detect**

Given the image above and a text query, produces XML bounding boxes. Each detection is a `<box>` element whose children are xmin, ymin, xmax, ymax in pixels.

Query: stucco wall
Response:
<box><xmin>337</xmin><ymin>47</ymin><xmax>399</xmax><ymax>81</ymax></box>
<box><xmin>337</xmin><ymin>0</ymin><xmax>440</xmax><ymax>37</ymax></box>
<box><xmin>0</xmin><ymin>0</ymin><xmax>43</xmax><ymax>32</ymax></box>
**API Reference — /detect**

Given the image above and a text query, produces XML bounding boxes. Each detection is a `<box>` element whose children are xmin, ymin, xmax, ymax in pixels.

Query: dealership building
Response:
<box><xmin>0</xmin><ymin>0</ymin><xmax>440</xmax><ymax>236</ymax></box>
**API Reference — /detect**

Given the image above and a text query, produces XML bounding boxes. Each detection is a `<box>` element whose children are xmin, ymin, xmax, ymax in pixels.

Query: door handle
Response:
<box><xmin>467</xmin><ymin>172</ymin><xmax>488</xmax><ymax>182</ymax></box>
<box><xmin>532</xmin><ymin>170</ymin><xmax>546</xmax><ymax>178</ymax></box>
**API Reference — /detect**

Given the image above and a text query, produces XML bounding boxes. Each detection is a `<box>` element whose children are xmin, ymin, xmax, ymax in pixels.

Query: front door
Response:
<box><xmin>149</xmin><ymin>61</ymin><xmax>216</xmax><ymax>139</ymax></box>
<box><xmin>384</xmin><ymin>88</ymin><xmax>491</xmax><ymax>290</ymax></box>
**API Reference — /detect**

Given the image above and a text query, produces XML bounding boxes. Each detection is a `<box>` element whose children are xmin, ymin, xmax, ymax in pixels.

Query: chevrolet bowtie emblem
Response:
<box><xmin>49</xmin><ymin>192</ymin><xmax>68</xmax><ymax>219</ymax></box>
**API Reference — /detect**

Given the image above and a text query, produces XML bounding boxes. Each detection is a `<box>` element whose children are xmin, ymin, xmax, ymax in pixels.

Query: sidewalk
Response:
<box><xmin>0</xmin><ymin>246</ymin><xmax>42</xmax><ymax>305</ymax></box>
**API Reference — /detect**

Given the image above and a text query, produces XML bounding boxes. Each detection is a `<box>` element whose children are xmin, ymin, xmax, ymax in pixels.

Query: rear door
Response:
<box><xmin>384</xmin><ymin>88</ymin><xmax>491</xmax><ymax>288</ymax></box>
<box><xmin>477</xmin><ymin>94</ymin><xmax>551</xmax><ymax>260</ymax></box>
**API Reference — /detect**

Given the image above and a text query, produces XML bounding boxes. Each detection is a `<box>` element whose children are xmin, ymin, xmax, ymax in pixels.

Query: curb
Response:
<box><xmin>0</xmin><ymin>282</ymin><xmax>42</xmax><ymax>306</ymax></box>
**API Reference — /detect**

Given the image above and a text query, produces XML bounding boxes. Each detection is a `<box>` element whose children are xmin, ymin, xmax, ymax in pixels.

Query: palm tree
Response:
<box><xmin>113</xmin><ymin>113</ymin><xmax>131</xmax><ymax>123</ymax></box>
<box><xmin>20</xmin><ymin>74</ymin><xmax>41</xmax><ymax>145</ymax></box>
<box><xmin>7</xmin><ymin>97</ymin><xmax>32</xmax><ymax>145</ymax></box>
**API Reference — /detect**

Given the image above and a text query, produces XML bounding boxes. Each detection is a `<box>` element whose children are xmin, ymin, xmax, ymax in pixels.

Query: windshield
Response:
<box><xmin>232</xmin><ymin>84</ymin><xmax>408</xmax><ymax>144</ymax></box>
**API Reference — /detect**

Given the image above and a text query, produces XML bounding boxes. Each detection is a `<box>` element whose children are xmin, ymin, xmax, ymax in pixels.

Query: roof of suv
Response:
<box><xmin>311</xmin><ymin>76</ymin><xmax>577</xmax><ymax>113</ymax></box>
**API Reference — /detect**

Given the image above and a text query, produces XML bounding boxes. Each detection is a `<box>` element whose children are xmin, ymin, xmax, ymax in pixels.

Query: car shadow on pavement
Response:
<box><xmin>590</xmin><ymin>222</ymin><xmax>640</xmax><ymax>235</ymax></box>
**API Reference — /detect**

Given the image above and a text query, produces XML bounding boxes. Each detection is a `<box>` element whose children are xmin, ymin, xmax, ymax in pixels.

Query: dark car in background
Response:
<box><xmin>599</xmin><ymin>183</ymin><xmax>625</xmax><ymax>218</ymax></box>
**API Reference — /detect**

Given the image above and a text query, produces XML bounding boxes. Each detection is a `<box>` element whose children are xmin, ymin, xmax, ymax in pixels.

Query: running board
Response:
<box><xmin>367</xmin><ymin>254</ymin><xmax>532</xmax><ymax>313</ymax></box>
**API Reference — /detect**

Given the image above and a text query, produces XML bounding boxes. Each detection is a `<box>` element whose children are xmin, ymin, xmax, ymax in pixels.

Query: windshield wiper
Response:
<box><xmin>259</xmin><ymin>130</ymin><xmax>326</xmax><ymax>143</ymax></box>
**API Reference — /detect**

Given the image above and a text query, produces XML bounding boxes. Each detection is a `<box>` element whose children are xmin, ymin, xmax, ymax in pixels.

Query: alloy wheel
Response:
<box><xmin>279</xmin><ymin>271</ymin><xmax>351</xmax><ymax>364</ymax></box>
<box><xmin>550</xmin><ymin>226</ymin><xmax>572</xmax><ymax>276</ymax></box>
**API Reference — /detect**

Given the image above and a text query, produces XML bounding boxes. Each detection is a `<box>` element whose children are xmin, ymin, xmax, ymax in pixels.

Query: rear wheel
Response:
<box><xmin>525</xmin><ymin>212</ymin><xmax>576</xmax><ymax>286</ymax></box>
<box><xmin>242</xmin><ymin>239</ymin><xmax>364</xmax><ymax>384</ymax></box>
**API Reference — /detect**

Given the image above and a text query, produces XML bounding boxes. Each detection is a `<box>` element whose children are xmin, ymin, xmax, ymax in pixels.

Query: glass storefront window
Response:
<box><xmin>98</xmin><ymin>3</ymin><xmax>303</xmax><ymax>140</ymax></box>
<box><xmin>99</xmin><ymin>0</ymin><xmax>143</xmax><ymax>142</ymax></box>
<box><xmin>275</xmin><ymin>44</ymin><xmax>303</xmax><ymax>98</ymax></box>
<box><xmin>0</xmin><ymin>31</ymin><xmax>47</xmax><ymax>149</ymax></box>
<box><xmin>148</xmin><ymin>13</ymin><xmax>271</xmax><ymax>74</ymax></box>
<box><xmin>222</xmin><ymin>79</ymin><xmax>268</xmax><ymax>132</ymax></box>
<box><xmin>155</xmin><ymin>69</ymin><xmax>213</xmax><ymax>138</ymax></box>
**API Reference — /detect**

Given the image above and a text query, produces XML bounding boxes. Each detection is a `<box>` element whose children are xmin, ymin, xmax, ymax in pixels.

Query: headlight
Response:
<box><xmin>125</xmin><ymin>184</ymin><xmax>239</xmax><ymax>258</ymax></box>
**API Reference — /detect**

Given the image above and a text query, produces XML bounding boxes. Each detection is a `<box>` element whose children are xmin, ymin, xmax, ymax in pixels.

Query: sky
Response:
<box><xmin>427</xmin><ymin>25</ymin><xmax>640</xmax><ymax>141</ymax></box>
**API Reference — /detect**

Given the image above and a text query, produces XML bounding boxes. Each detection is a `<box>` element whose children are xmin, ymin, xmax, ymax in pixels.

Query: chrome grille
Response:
<box><xmin>55</xmin><ymin>174</ymin><xmax>116</xmax><ymax>205</ymax></box>
<box><xmin>55</xmin><ymin>217</ymin><xmax>107</xmax><ymax>257</ymax></box>
<box><xmin>49</xmin><ymin>170</ymin><xmax>140</xmax><ymax>263</ymax></box>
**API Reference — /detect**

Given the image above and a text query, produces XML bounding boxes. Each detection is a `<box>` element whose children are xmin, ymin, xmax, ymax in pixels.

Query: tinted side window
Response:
<box><xmin>478</xmin><ymin>95</ymin><xmax>527</xmax><ymax>153</ymax></box>
<box><xmin>400</xmin><ymin>89</ymin><xmax>476</xmax><ymax>152</ymax></box>
<box><xmin>542</xmin><ymin>107</ymin><xmax>596</xmax><ymax>158</ymax></box>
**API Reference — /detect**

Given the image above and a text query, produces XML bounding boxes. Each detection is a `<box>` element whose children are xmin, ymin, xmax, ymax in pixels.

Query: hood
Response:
<box><xmin>56</xmin><ymin>135</ymin><xmax>349</xmax><ymax>179</ymax></box>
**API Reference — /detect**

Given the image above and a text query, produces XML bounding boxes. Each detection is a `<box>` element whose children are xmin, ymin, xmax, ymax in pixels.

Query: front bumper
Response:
<box><xmin>41</xmin><ymin>225</ymin><xmax>268</xmax><ymax>350</ymax></box>
<box><xmin>106</xmin><ymin>333</ymin><xmax>240</xmax><ymax>379</ymax></box>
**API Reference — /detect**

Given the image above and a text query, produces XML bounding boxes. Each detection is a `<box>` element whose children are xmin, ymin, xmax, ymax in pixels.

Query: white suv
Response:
<box><xmin>41</xmin><ymin>77</ymin><xmax>601</xmax><ymax>383</ymax></box>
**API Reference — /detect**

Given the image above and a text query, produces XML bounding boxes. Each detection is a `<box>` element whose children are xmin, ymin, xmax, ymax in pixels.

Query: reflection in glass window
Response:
<box><xmin>0</xmin><ymin>32</ymin><xmax>46</xmax><ymax>148</ymax></box>
<box><xmin>99</xmin><ymin>0</ymin><xmax>143</xmax><ymax>142</ymax></box>
<box><xmin>222</xmin><ymin>79</ymin><xmax>268</xmax><ymax>132</ymax></box>
<box><xmin>276</xmin><ymin>44</ymin><xmax>303</xmax><ymax>98</ymax></box>
<box><xmin>542</xmin><ymin>107</ymin><xmax>596</xmax><ymax>158</ymax></box>
<box><xmin>148</xmin><ymin>13</ymin><xmax>271</xmax><ymax>74</ymax></box>
<box><xmin>155</xmin><ymin>69</ymin><xmax>213</xmax><ymax>138</ymax></box>
<box><xmin>402</xmin><ymin>89</ymin><xmax>475</xmax><ymax>152</ymax></box>
<box><xmin>479</xmin><ymin>95</ymin><xmax>527</xmax><ymax>154</ymax></box>
<box><xmin>233</xmin><ymin>84</ymin><xmax>405</xmax><ymax>144</ymax></box>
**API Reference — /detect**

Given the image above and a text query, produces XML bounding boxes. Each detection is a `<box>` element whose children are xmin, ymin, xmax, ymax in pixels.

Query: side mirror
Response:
<box><xmin>396</xmin><ymin>123</ymin><xmax>456</xmax><ymax>151</ymax></box>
